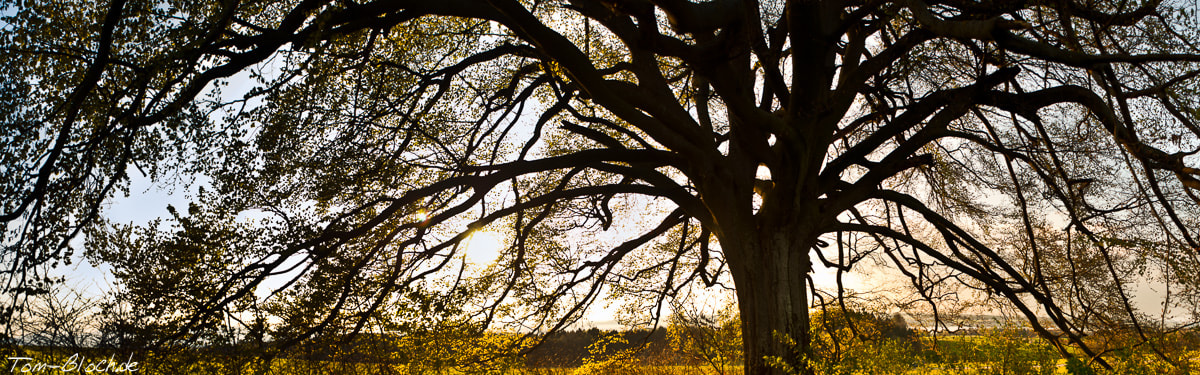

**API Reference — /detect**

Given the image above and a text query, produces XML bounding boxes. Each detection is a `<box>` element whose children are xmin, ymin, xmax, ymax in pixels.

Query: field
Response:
<box><xmin>4</xmin><ymin>320</ymin><xmax>1196</xmax><ymax>375</ymax></box>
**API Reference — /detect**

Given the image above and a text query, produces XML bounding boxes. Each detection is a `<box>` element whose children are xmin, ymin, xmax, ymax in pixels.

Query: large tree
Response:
<box><xmin>3</xmin><ymin>0</ymin><xmax>1200</xmax><ymax>373</ymax></box>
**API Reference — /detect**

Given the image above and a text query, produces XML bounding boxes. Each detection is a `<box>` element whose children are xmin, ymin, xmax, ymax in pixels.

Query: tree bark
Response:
<box><xmin>728</xmin><ymin>226</ymin><xmax>816</xmax><ymax>375</ymax></box>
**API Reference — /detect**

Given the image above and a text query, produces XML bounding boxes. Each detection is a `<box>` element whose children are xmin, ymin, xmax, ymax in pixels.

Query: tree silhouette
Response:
<box><xmin>3</xmin><ymin>0</ymin><xmax>1200</xmax><ymax>373</ymax></box>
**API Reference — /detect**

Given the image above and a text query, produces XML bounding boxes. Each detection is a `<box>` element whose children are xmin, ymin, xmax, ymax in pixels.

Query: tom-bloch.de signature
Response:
<box><xmin>6</xmin><ymin>353</ymin><xmax>138</xmax><ymax>373</ymax></box>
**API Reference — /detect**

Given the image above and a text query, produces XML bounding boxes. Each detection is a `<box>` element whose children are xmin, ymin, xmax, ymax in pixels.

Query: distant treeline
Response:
<box><xmin>524</xmin><ymin>328</ymin><xmax>672</xmax><ymax>367</ymax></box>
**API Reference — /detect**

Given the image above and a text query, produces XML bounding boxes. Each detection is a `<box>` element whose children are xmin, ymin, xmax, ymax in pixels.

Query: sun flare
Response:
<box><xmin>464</xmin><ymin>230</ymin><xmax>505</xmax><ymax>265</ymax></box>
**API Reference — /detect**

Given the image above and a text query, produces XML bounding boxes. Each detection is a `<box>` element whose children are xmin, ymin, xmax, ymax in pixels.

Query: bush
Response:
<box><xmin>807</xmin><ymin>307</ymin><xmax>920</xmax><ymax>374</ymax></box>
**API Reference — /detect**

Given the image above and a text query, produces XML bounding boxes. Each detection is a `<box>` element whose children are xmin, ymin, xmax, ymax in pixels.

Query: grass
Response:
<box><xmin>4</xmin><ymin>349</ymin><xmax>1195</xmax><ymax>374</ymax></box>
<box><xmin>5</xmin><ymin>328</ymin><xmax>1196</xmax><ymax>375</ymax></box>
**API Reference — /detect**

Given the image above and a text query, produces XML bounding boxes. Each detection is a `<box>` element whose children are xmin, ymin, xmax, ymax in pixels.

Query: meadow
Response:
<box><xmin>6</xmin><ymin>311</ymin><xmax>1195</xmax><ymax>375</ymax></box>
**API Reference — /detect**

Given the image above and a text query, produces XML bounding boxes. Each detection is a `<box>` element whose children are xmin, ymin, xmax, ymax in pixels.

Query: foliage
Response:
<box><xmin>666</xmin><ymin>301</ymin><xmax>742</xmax><ymax>374</ymax></box>
<box><xmin>798</xmin><ymin>306</ymin><xmax>916</xmax><ymax>374</ymax></box>
<box><xmin>268</xmin><ymin>325</ymin><xmax>526</xmax><ymax>375</ymax></box>
<box><xmin>4</xmin><ymin>309</ymin><xmax>1199</xmax><ymax>375</ymax></box>
<box><xmin>1085</xmin><ymin>327</ymin><xmax>1198</xmax><ymax>375</ymax></box>
<box><xmin>3</xmin><ymin>0</ymin><xmax>1200</xmax><ymax>373</ymax></box>
<box><xmin>572</xmin><ymin>333</ymin><xmax>641</xmax><ymax>375</ymax></box>
<box><xmin>526</xmin><ymin>328</ymin><xmax>671</xmax><ymax>368</ymax></box>
<box><xmin>931</xmin><ymin>326</ymin><xmax>1058</xmax><ymax>375</ymax></box>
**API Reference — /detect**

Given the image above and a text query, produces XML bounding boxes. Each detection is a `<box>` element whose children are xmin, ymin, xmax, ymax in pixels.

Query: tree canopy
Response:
<box><xmin>3</xmin><ymin>0</ymin><xmax>1200</xmax><ymax>373</ymax></box>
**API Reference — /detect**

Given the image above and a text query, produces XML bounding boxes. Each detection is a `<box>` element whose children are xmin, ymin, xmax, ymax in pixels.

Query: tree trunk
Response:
<box><xmin>728</xmin><ymin>227</ymin><xmax>815</xmax><ymax>375</ymax></box>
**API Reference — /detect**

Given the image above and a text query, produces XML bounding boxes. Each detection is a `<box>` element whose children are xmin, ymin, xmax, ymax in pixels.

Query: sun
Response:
<box><xmin>464</xmin><ymin>230</ymin><xmax>505</xmax><ymax>265</ymax></box>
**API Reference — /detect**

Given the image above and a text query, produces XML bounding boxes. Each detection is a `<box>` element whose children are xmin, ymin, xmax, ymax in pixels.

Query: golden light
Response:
<box><xmin>410</xmin><ymin>210</ymin><xmax>429</xmax><ymax>226</ymax></box>
<box><xmin>464</xmin><ymin>230</ymin><xmax>505</xmax><ymax>265</ymax></box>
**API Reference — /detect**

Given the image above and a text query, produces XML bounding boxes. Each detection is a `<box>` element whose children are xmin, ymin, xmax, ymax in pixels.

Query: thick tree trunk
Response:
<box><xmin>728</xmin><ymin>228</ymin><xmax>815</xmax><ymax>375</ymax></box>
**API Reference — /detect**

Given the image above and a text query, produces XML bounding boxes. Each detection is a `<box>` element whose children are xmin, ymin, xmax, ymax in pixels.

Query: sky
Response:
<box><xmin>40</xmin><ymin>15</ymin><xmax>1188</xmax><ymax>334</ymax></box>
<box><xmin>70</xmin><ymin>175</ymin><xmax>859</xmax><ymax>332</ymax></box>
<box><xmin>36</xmin><ymin>49</ymin><xmax>641</xmax><ymax>331</ymax></box>
<box><xmin>68</xmin><ymin>134</ymin><xmax>1180</xmax><ymax>330</ymax></box>
<box><xmin>70</xmin><ymin>173</ymin><xmax>635</xmax><ymax>329</ymax></box>
<box><xmin>59</xmin><ymin>171</ymin><xmax>1184</xmax><ymax>336</ymax></box>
